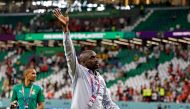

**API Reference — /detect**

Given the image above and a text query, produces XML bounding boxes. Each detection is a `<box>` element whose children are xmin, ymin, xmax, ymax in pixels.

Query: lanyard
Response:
<box><xmin>88</xmin><ymin>71</ymin><xmax>100</xmax><ymax>107</ymax></box>
<box><xmin>89</xmin><ymin>75</ymin><xmax>100</xmax><ymax>95</ymax></box>
<box><xmin>22</xmin><ymin>84</ymin><xmax>33</xmax><ymax>107</ymax></box>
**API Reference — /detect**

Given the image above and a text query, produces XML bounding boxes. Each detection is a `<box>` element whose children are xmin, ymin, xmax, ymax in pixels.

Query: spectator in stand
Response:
<box><xmin>0</xmin><ymin>24</ymin><xmax>13</xmax><ymax>34</ymax></box>
<box><xmin>153</xmin><ymin>46</ymin><xmax>160</xmax><ymax>70</ymax></box>
<box><xmin>187</xmin><ymin>11</ymin><xmax>190</xmax><ymax>23</ymax></box>
<box><xmin>116</xmin><ymin>83</ymin><xmax>124</xmax><ymax>101</ymax></box>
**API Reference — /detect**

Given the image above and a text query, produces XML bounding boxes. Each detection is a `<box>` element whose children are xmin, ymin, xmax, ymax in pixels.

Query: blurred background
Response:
<box><xmin>0</xmin><ymin>0</ymin><xmax>190</xmax><ymax>109</ymax></box>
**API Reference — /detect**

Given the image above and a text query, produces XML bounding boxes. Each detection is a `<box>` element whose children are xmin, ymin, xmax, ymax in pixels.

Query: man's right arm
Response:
<box><xmin>63</xmin><ymin>32</ymin><xmax>79</xmax><ymax>79</ymax></box>
<box><xmin>53</xmin><ymin>9</ymin><xmax>79</xmax><ymax>79</ymax></box>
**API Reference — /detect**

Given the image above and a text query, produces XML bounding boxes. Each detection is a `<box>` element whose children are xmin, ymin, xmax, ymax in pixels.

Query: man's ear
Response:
<box><xmin>80</xmin><ymin>61</ymin><xmax>85</xmax><ymax>66</ymax></box>
<box><xmin>23</xmin><ymin>72</ymin><xmax>28</xmax><ymax>79</ymax></box>
<box><xmin>80</xmin><ymin>59</ymin><xmax>87</xmax><ymax>67</ymax></box>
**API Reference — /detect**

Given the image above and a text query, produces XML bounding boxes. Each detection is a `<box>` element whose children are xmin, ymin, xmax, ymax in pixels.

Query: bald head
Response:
<box><xmin>79</xmin><ymin>50</ymin><xmax>94</xmax><ymax>64</ymax></box>
<box><xmin>79</xmin><ymin>50</ymin><xmax>99</xmax><ymax>70</ymax></box>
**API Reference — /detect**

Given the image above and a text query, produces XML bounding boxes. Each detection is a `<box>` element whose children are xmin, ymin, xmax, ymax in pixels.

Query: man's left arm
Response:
<box><xmin>37</xmin><ymin>87</ymin><xmax>45</xmax><ymax>109</ymax></box>
<box><xmin>10</xmin><ymin>86</ymin><xmax>18</xmax><ymax>109</ymax></box>
<box><xmin>102</xmin><ymin>81</ymin><xmax>120</xmax><ymax>109</ymax></box>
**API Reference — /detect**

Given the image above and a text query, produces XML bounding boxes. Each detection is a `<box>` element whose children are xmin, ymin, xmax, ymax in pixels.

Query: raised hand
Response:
<box><xmin>53</xmin><ymin>8</ymin><xmax>69</xmax><ymax>27</ymax></box>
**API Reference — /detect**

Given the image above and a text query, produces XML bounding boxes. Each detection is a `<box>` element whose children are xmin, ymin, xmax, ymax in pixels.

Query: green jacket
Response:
<box><xmin>11</xmin><ymin>83</ymin><xmax>45</xmax><ymax>109</ymax></box>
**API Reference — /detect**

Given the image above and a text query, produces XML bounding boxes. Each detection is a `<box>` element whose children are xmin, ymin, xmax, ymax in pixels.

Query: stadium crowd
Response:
<box><xmin>31</xmin><ymin>17</ymin><xmax>130</xmax><ymax>33</ymax></box>
<box><xmin>113</xmin><ymin>63</ymin><xmax>190</xmax><ymax>103</ymax></box>
<box><xmin>0</xmin><ymin>42</ymin><xmax>189</xmax><ymax>104</ymax></box>
<box><xmin>1</xmin><ymin>9</ymin><xmax>190</xmax><ymax>35</ymax></box>
<box><xmin>0</xmin><ymin>17</ymin><xmax>129</xmax><ymax>35</ymax></box>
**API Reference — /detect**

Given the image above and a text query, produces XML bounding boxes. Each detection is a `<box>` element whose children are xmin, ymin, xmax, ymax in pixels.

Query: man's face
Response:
<box><xmin>26</xmin><ymin>69</ymin><xmax>37</xmax><ymax>82</ymax></box>
<box><xmin>84</xmin><ymin>51</ymin><xmax>99</xmax><ymax>70</ymax></box>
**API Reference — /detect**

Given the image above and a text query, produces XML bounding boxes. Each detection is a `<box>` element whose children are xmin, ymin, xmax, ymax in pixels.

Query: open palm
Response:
<box><xmin>53</xmin><ymin>9</ymin><xmax>69</xmax><ymax>26</ymax></box>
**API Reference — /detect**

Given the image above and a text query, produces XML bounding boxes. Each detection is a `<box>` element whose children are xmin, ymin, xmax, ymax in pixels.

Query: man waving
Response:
<box><xmin>53</xmin><ymin>9</ymin><xmax>120</xmax><ymax>109</ymax></box>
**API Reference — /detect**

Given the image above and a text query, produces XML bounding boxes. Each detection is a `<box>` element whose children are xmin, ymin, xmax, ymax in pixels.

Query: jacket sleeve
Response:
<box><xmin>63</xmin><ymin>32</ymin><xmax>80</xmax><ymax>80</ymax></box>
<box><xmin>102</xmin><ymin>81</ymin><xmax>120</xmax><ymax>109</ymax></box>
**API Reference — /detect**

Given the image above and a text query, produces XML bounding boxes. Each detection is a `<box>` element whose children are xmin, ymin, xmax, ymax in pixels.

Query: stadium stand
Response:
<box><xmin>0</xmin><ymin>1</ymin><xmax>190</xmax><ymax>109</ymax></box>
<box><xmin>134</xmin><ymin>9</ymin><xmax>190</xmax><ymax>31</ymax></box>
<box><xmin>0</xmin><ymin>42</ymin><xmax>189</xmax><ymax>104</ymax></box>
